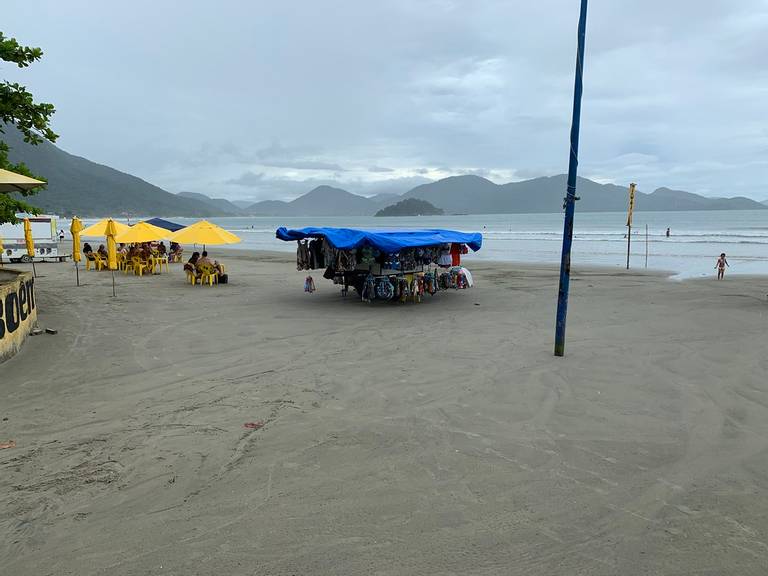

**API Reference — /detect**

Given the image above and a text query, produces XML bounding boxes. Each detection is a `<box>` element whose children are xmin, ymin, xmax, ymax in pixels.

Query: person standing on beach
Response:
<box><xmin>715</xmin><ymin>252</ymin><xmax>729</xmax><ymax>280</ymax></box>
<box><xmin>666</xmin><ymin>227</ymin><xmax>670</xmax><ymax>238</ymax></box>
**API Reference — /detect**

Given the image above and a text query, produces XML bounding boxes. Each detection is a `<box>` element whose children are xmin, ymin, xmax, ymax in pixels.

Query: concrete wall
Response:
<box><xmin>0</xmin><ymin>269</ymin><xmax>37</xmax><ymax>363</ymax></box>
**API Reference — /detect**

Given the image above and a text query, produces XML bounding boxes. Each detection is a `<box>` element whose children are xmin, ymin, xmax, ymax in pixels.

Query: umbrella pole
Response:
<box><xmin>75</xmin><ymin>261</ymin><xmax>80</xmax><ymax>286</ymax></box>
<box><xmin>32</xmin><ymin>260</ymin><xmax>37</xmax><ymax>277</ymax></box>
<box><xmin>111</xmin><ymin>270</ymin><xmax>116</xmax><ymax>297</ymax></box>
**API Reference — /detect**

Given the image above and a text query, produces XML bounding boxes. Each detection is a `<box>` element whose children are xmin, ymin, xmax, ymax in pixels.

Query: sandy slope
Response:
<box><xmin>1</xmin><ymin>251</ymin><xmax>768</xmax><ymax>575</ymax></box>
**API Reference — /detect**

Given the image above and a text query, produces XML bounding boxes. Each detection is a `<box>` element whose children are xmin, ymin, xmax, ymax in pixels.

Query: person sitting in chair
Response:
<box><xmin>196</xmin><ymin>250</ymin><xmax>213</xmax><ymax>268</ymax></box>
<box><xmin>196</xmin><ymin>251</ymin><xmax>227</xmax><ymax>283</ymax></box>
<box><xmin>170</xmin><ymin>242</ymin><xmax>183</xmax><ymax>262</ymax></box>
<box><xmin>184</xmin><ymin>251</ymin><xmax>200</xmax><ymax>275</ymax></box>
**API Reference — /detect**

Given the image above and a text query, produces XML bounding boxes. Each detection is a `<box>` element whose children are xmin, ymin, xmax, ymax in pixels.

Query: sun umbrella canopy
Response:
<box><xmin>81</xmin><ymin>219</ymin><xmax>131</xmax><ymax>237</ymax></box>
<box><xmin>114</xmin><ymin>221</ymin><xmax>170</xmax><ymax>243</ymax></box>
<box><xmin>169</xmin><ymin>220</ymin><xmax>241</xmax><ymax>245</ymax></box>
<box><xmin>23</xmin><ymin>218</ymin><xmax>34</xmax><ymax>257</ymax></box>
<box><xmin>0</xmin><ymin>168</ymin><xmax>45</xmax><ymax>193</ymax></box>
<box><xmin>70</xmin><ymin>217</ymin><xmax>84</xmax><ymax>263</ymax></box>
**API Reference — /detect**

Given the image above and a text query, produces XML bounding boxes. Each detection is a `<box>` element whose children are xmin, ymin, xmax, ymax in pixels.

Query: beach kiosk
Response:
<box><xmin>276</xmin><ymin>227</ymin><xmax>482</xmax><ymax>302</ymax></box>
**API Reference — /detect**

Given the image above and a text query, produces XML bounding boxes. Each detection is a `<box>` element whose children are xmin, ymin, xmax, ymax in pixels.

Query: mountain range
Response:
<box><xmin>3</xmin><ymin>123</ymin><xmax>765</xmax><ymax>217</ymax></box>
<box><xmin>244</xmin><ymin>175</ymin><xmax>765</xmax><ymax>216</ymax></box>
<box><xmin>3</xmin><ymin>124</ymin><xmax>217</xmax><ymax>217</ymax></box>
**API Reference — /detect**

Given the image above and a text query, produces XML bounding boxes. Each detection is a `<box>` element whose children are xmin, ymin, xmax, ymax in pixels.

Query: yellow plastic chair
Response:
<box><xmin>130</xmin><ymin>257</ymin><xmax>148</xmax><ymax>276</ymax></box>
<box><xmin>151</xmin><ymin>255</ymin><xmax>169</xmax><ymax>274</ymax></box>
<box><xmin>85</xmin><ymin>254</ymin><xmax>96</xmax><ymax>270</ymax></box>
<box><xmin>198</xmin><ymin>264</ymin><xmax>218</xmax><ymax>286</ymax></box>
<box><xmin>93</xmin><ymin>254</ymin><xmax>107</xmax><ymax>271</ymax></box>
<box><xmin>185</xmin><ymin>268</ymin><xmax>198</xmax><ymax>285</ymax></box>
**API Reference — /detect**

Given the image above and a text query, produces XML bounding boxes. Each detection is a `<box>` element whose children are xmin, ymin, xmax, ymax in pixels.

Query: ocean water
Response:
<box><xmin>87</xmin><ymin>210</ymin><xmax>768</xmax><ymax>278</ymax></box>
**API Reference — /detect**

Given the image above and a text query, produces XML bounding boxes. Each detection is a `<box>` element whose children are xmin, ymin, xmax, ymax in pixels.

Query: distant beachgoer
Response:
<box><xmin>58</xmin><ymin>229</ymin><xmax>65</xmax><ymax>241</ymax></box>
<box><xmin>97</xmin><ymin>244</ymin><xmax>107</xmax><ymax>258</ymax></box>
<box><xmin>666</xmin><ymin>227</ymin><xmax>670</xmax><ymax>238</ymax></box>
<box><xmin>715</xmin><ymin>252</ymin><xmax>729</xmax><ymax>280</ymax></box>
<box><xmin>158</xmin><ymin>241</ymin><xmax>167</xmax><ymax>256</ymax></box>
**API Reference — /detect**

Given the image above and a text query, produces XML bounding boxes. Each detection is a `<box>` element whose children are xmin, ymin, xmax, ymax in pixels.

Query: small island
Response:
<box><xmin>375</xmin><ymin>198</ymin><xmax>444</xmax><ymax>217</ymax></box>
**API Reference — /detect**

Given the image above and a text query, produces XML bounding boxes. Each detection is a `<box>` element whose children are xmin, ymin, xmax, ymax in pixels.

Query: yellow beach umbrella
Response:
<box><xmin>114</xmin><ymin>221</ymin><xmax>169</xmax><ymax>244</ymax></box>
<box><xmin>105</xmin><ymin>219</ymin><xmax>118</xmax><ymax>271</ymax></box>
<box><xmin>105</xmin><ymin>219</ymin><xmax>119</xmax><ymax>297</ymax></box>
<box><xmin>70</xmin><ymin>217</ymin><xmax>84</xmax><ymax>286</ymax></box>
<box><xmin>0</xmin><ymin>168</ymin><xmax>45</xmax><ymax>193</ymax></box>
<box><xmin>23</xmin><ymin>218</ymin><xmax>35</xmax><ymax>257</ymax></box>
<box><xmin>23</xmin><ymin>218</ymin><xmax>37</xmax><ymax>276</ymax></box>
<box><xmin>81</xmin><ymin>219</ymin><xmax>131</xmax><ymax>238</ymax></box>
<box><xmin>70</xmin><ymin>217</ymin><xmax>83</xmax><ymax>263</ymax></box>
<box><xmin>169</xmin><ymin>220</ymin><xmax>241</xmax><ymax>246</ymax></box>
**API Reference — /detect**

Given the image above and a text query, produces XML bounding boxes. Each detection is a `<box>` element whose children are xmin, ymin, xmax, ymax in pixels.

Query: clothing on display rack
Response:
<box><xmin>292</xmin><ymin>233</ymin><xmax>474</xmax><ymax>304</ymax></box>
<box><xmin>438</xmin><ymin>244</ymin><xmax>452</xmax><ymax>267</ymax></box>
<box><xmin>308</xmin><ymin>238</ymin><xmax>325</xmax><ymax>269</ymax></box>
<box><xmin>296</xmin><ymin>240</ymin><xmax>311</xmax><ymax>271</ymax></box>
<box><xmin>450</xmin><ymin>243</ymin><xmax>462</xmax><ymax>266</ymax></box>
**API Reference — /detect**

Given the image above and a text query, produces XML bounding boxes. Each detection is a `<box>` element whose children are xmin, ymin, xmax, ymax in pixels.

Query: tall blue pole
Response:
<box><xmin>554</xmin><ymin>0</ymin><xmax>589</xmax><ymax>357</ymax></box>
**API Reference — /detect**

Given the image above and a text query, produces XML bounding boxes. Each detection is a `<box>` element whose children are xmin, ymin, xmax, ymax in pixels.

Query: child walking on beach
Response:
<box><xmin>715</xmin><ymin>252</ymin><xmax>729</xmax><ymax>280</ymax></box>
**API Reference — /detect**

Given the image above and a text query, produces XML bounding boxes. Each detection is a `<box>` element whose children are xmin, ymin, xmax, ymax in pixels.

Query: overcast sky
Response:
<box><xmin>4</xmin><ymin>0</ymin><xmax>768</xmax><ymax>201</ymax></box>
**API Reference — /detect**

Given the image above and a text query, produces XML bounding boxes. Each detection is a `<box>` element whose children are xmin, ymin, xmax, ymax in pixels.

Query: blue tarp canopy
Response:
<box><xmin>146</xmin><ymin>218</ymin><xmax>185</xmax><ymax>232</ymax></box>
<box><xmin>276</xmin><ymin>227</ymin><xmax>482</xmax><ymax>253</ymax></box>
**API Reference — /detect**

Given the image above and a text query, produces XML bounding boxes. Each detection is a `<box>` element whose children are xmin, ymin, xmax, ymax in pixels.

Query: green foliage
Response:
<box><xmin>375</xmin><ymin>197</ymin><xmax>444</xmax><ymax>217</ymax></box>
<box><xmin>0</xmin><ymin>31</ymin><xmax>57</xmax><ymax>224</ymax></box>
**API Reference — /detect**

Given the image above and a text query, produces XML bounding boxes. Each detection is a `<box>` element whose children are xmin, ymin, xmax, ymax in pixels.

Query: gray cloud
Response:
<box><xmin>3</xmin><ymin>0</ymin><xmax>768</xmax><ymax>200</ymax></box>
<box><xmin>260</xmin><ymin>159</ymin><xmax>347</xmax><ymax>171</ymax></box>
<box><xmin>368</xmin><ymin>166</ymin><xmax>394</xmax><ymax>173</ymax></box>
<box><xmin>226</xmin><ymin>171</ymin><xmax>264</xmax><ymax>187</ymax></box>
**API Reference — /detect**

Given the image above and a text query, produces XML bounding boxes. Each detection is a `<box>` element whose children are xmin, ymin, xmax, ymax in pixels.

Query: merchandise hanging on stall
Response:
<box><xmin>277</xmin><ymin>227</ymin><xmax>483</xmax><ymax>304</ymax></box>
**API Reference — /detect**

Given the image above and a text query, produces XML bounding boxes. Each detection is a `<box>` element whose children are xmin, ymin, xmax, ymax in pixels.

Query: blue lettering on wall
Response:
<box><xmin>0</xmin><ymin>278</ymin><xmax>35</xmax><ymax>341</ymax></box>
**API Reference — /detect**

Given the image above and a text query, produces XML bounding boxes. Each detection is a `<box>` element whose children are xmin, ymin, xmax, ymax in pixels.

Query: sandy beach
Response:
<box><xmin>2</xmin><ymin>251</ymin><xmax>768</xmax><ymax>575</ymax></box>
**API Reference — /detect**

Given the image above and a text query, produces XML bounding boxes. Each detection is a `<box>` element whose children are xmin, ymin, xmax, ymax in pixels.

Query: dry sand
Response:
<box><xmin>2</xmin><ymin>251</ymin><xmax>768</xmax><ymax>575</ymax></box>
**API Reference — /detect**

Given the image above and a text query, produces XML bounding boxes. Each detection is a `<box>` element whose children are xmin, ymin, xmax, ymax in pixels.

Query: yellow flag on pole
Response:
<box><xmin>626</xmin><ymin>183</ymin><xmax>636</xmax><ymax>227</ymax></box>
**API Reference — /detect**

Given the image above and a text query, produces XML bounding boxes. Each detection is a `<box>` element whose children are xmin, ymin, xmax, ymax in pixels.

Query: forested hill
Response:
<box><xmin>3</xmin><ymin>125</ymin><xmax>216</xmax><ymax>217</ymax></box>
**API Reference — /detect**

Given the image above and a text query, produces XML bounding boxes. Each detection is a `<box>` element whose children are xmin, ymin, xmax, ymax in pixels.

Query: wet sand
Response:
<box><xmin>2</xmin><ymin>251</ymin><xmax>768</xmax><ymax>575</ymax></box>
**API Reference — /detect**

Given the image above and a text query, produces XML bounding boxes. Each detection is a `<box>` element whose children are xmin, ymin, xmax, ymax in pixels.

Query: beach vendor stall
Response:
<box><xmin>276</xmin><ymin>227</ymin><xmax>482</xmax><ymax>303</ymax></box>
